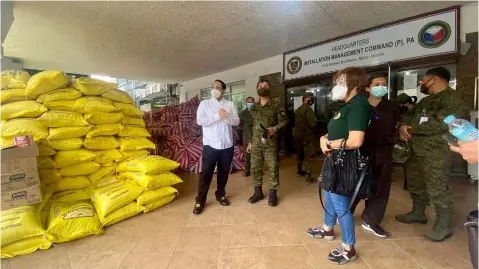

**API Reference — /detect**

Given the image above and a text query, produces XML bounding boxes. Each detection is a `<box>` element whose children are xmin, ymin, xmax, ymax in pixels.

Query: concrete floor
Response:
<box><xmin>2</xmin><ymin>156</ymin><xmax>477</xmax><ymax>269</ymax></box>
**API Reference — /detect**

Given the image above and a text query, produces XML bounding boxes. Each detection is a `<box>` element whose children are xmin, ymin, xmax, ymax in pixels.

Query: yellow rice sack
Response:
<box><xmin>54</xmin><ymin>148</ymin><xmax>97</xmax><ymax>168</ymax></box>
<box><xmin>84</xmin><ymin>136</ymin><xmax>120</xmax><ymax>150</ymax></box>
<box><xmin>0</xmin><ymin>101</ymin><xmax>47</xmax><ymax>121</ymax></box>
<box><xmin>122</xmin><ymin>115</ymin><xmax>145</xmax><ymax>126</ymax></box>
<box><xmin>94</xmin><ymin>175</ymin><xmax>121</xmax><ymax>188</ymax></box>
<box><xmin>36</xmin><ymin>88</ymin><xmax>82</xmax><ymax>103</ymax></box>
<box><xmin>59</xmin><ymin>162</ymin><xmax>100</xmax><ymax>177</ymax></box>
<box><xmin>51</xmin><ymin>189</ymin><xmax>91</xmax><ymax>203</ymax></box>
<box><xmin>1</xmin><ymin>70</ymin><xmax>30</xmax><ymax>89</ymax></box>
<box><xmin>85</xmin><ymin>112</ymin><xmax>123</xmax><ymax>124</ymax></box>
<box><xmin>95</xmin><ymin>149</ymin><xmax>123</xmax><ymax>164</ymax></box>
<box><xmin>143</xmin><ymin>194</ymin><xmax>177</xmax><ymax>213</ymax></box>
<box><xmin>73</xmin><ymin>96</ymin><xmax>116</xmax><ymax>114</ymax></box>
<box><xmin>91</xmin><ymin>180</ymin><xmax>144</xmax><ymax>218</ymax></box>
<box><xmin>1</xmin><ymin>235</ymin><xmax>52</xmax><ymax>259</ymax></box>
<box><xmin>88</xmin><ymin>165</ymin><xmax>116</xmax><ymax>184</ymax></box>
<box><xmin>72</xmin><ymin>77</ymin><xmax>116</xmax><ymax>96</ymax></box>
<box><xmin>0</xmin><ymin>88</ymin><xmax>32</xmax><ymax>104</ymax></box>
<box><xmin>0</xmin><ymin>118</ymin><xmax>49</xmax><ymax>141</ymax></box>
<box><xmin>116</xmin><ymin>149</ymin><xmax>149</xmax><ymax>162</ymax></box>
<box><xmin>96</xmin><ymin>202</ymin><xmax>143</xmax><ymax>228</ymax></box>
<box><xmin>0</xmin><ymin>136</ymin><xmax>15</xmax><ymax>149</ymax></box>
<box><xmin>120</xmin><ymin>171</ymin><xmax>182</xmax><ymax>190</ymax></box>
<box><xmin>37</xmin><ymin>156</ymin><xmax>55</xmax><ymax>169</ymax></box>
<box><xmin>117</xmin><ymin>156</ymin><xmax>179</xmax><ymax>175</ymax></box>
<box><xmin>39</xmin><ymin>169</ymin><xmax>61</xmax><ymax>184</ymax></box>
<box><xmin>52</xmin><ymin>176</ymin><xmax>91</xmax><ymax>192</ymax></box>
<box><xmin>102</xmin><ymin>89</ymin><xmax>134</xmax><ymax>104</ymax></box>
<box><xmin>86</xmin><ymin>123</ymin><xmax>122</xmax><ymax>138</ymax></box>
<box><xmin>37</xmin><ymin>110</ymin><xmax>88</xmax><ymax>128</ymax></box>
<box><xmin>43</xmin><ymin>100</ymin><xmax>76</xmax><ymax>111</ymax></box>
<box><xmin>114</xmin><ymin>102</ymin><xmax>143</xmax><ymax>117</ymax></box>
<box><xmin>45</xmin><ymin>201</ymin><xmax>103</xmax><ymax>243</ymax></box>
<box><xmin>38</xmin><ymin>144</ymin><xmax>56</xmax><ymax>156</ymax></box>
<box><xmin>47</xmin><ymin>126</ymin><xmax>91</xmax><ymax>141</ymax></box>
<box><xmin>118</xmin><ymin>125</ymin><xmax>150</xmax><ymax>137</ymax></box>
<box><xmin>26</xmin><ymin>70</ymin><xmax>69</xmax><ymax>97</ymax></box>
<box><xmin>136</xmin><ymin>186</ymin><xmax>178</xmax><ymax>206</ymax></box>
<box><xmin>1</xmin><ymin>206</ymin><xmax>45</xmax><ymax>246</ymax></box>
<box><xmin>1</xmin><ymin>72</ymin><xmax>9</xmax><ymax>89</ymax></box>
<box><xmin>119</xmin><ymin>137</ymin><xmax>155</xmax><ymax>152</ymax></box>
<box><xmin>44</xmin><ymin>138</ymin><xmax>83</xmax><ymax>151</ymax></box>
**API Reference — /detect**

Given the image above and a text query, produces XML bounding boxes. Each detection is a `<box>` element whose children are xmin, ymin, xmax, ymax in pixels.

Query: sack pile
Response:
<box><xmin>145</xmin><ymin>96</ymin><xmax>245</xmax><ymax>173</ymax></box>
<box><xmin>0</xmin><ymin>70</ymin><xmax>182</xmax><ymax>258</ymax></box>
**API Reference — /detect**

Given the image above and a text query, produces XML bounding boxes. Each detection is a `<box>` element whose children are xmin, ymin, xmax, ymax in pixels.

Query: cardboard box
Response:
<box><xmin>1</xmin><ymin>183</ymin><xmax>42</xmax><ymax>211</ymax></box>
<box><xmin>1</xmin><ymin>169</ymin><xmax>40</xmax><ymax>193</ymax></box>
<box><xmin>1</xmin><ymin>137</ymin><xmax>39</xmax><ymax>175</ymax></box>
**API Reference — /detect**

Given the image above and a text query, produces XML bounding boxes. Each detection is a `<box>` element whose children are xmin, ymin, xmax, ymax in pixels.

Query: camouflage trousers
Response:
<box><xmin>297</xmin><ymin>140</ymin><xmax>316</xmax><ymax>174</ymax></box>
<box><xmin>406</xmin><ymin>151</ymin><xmax>452</xmax><ymax>215</ymax></box>
<box><xmin>244</xmin><ymin>144</ymin><xmax>251</xmax><ymax>173</ymax></box>
<box><xmin>251</xmin><ymin>144</ymin><xmax>279</xmax><ymax>189</ymax></box>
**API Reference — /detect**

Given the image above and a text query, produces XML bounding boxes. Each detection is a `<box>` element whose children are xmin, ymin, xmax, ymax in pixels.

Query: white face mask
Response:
<box><xmin>331</xmin><ymin>85</ymin><xmax>348</xmax><ymax>101</ymax></box>
<box><xmin>211</xmin><ymin>89</ymin><xmax>222</xmax><ymax>99</ymax></box>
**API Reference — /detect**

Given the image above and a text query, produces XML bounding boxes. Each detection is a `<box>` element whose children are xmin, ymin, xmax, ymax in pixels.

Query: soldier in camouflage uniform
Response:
<box><xmin>245</xmin><ymin>80</ymin><xmax>288</xmax><ymax>207</ymax></box>
<box><xmin>324</xmin><ymin>100</ymin><xmax>344</xmax><ymax>121</ymax></box>
<box><xmin>294</xmin><ymin>92</ymin><xmax>318</xmax><ymax>182</ymax></box>
<box><xmin>395</xmin><ymin>67</ymin><xmax>464</xmax><ymax>242</ymax></box>
<box><xmin>239</xmin><ymin>96</ymin><xmax>254</xmax><ymax>177</ymax></box>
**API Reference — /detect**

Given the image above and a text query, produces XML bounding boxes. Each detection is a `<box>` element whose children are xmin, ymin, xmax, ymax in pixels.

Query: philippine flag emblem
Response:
<box><xmin>418</xmin><ymin>21</ymin><xmax>451</xmax><ymax>48</ymax></box>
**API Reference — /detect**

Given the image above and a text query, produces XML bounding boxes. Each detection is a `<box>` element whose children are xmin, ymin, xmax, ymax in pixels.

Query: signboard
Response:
<box><xmin>283</xmin><ymin>8</ymin><xmax>458</xmax><ymax>81</ymax></box>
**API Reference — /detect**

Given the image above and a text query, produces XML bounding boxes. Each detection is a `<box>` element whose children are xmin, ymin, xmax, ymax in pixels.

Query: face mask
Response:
<box><xmin>307</xmin><ymin>99</ymin><xmax>314</xmax><ymax>106</ymax></box>
<box><xmin>419</xmin><ymin>78</ymin><xmax>434</xmax><ymax>95</ymax></box>
<box><xmin>246</xmin><ymin>103</ymin><xmax>253</xmax><ymax>109</ymax></box>
<box><xmin>211</xmin><ymin>89</ymin><xmax>222</xmax><ymax>99</ymax></box>
<box><xmin>257</xmin><ymin>87</ymin><xmax>270</xmax><ymax>97</ymax></box>
<box><xmin>331</xmin><ymin>85</ymin><xmax>348</xmax><ymax>101</ymax></box>
<box><xmin>371</xmin><ymin>86</ymin><xmax>388</xmax><ymax>97</ymax></box>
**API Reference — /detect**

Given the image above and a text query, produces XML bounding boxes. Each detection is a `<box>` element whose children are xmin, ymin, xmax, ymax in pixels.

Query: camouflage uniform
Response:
<box><xmin>396</xmin><ymin>88</ymin><xmax>464</xmax><ymax>240</ymax></box>
<box><xmin>239</xmin><ymin>108</ymin><xmax>253</xmax><ymax>174</ymax></box>
<box><xmin>324</xmin><ymin>100</ymin><xmax>344</xmax><ymax>121</ymax></box>
<box><xmin>246</xmin><ymin>99</ymin><xmax>288</xmax><ymax>189</ymax></box>
<box><xmin>294</xmin><ymin>100</ymin><xmax>317</xmax><ymax>177</ymax></box>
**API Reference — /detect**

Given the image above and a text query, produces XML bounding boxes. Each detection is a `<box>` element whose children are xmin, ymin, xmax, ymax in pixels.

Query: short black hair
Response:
<box><xmin>214</xmin><ymin>79</ymin><xmax>227</xmax><ymax>90</ymax></box>
<box><xmin>257</xmin><ymin>79</ymin><xmax>270</xmax><ymax>88</ymax></box>
<box><xmin>426</xmin><ymin>67</ymin><xmax>450</xmax><ymax>82</ymax></box>
<box><xmin>367</xmin><ymin>73</ymin><xmax>388</xmax><ymax>87</ymax></box>
<box><xmin>246</xmin><ymin>96</ymin><xmax>254</xmax><ymax>102</ymax></box>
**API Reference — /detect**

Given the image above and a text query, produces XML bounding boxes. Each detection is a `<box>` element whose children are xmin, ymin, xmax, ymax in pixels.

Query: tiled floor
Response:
<box><xmin>2</xmin><ymin>156</ymin><xmax>477</xmax><ymax>269</ymax></box>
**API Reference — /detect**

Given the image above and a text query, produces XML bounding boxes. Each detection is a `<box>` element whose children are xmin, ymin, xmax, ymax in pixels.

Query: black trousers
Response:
<box><xmin>196</xmin><ymin>145</ymin><xmax>234</xmax><ymax>205</ymax></box>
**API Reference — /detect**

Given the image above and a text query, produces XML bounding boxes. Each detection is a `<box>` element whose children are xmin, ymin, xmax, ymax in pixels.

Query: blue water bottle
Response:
<box><xmin>443</xmin><ymin>115</ymin><xmax>479</xmax><ymax>142</ymax></box>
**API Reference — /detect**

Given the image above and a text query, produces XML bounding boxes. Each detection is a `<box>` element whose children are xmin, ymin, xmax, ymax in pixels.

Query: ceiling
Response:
<box><xmin>3</xmin><ymin>1</ymin><xmax>464</xmax><ymax>83</ymax></box>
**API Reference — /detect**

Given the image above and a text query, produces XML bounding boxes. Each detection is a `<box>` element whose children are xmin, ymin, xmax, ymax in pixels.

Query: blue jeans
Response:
<box><xmin>322</xmin><ymin>189</ymin><xmax>356</xmax><ymax>245</ymax></box>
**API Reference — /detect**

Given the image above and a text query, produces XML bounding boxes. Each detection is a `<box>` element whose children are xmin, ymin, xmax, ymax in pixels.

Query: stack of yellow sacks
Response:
<box><xmin>0</xmin><ymin>70</ymin><xmax>182</xmax><ymax>259</ymax></box>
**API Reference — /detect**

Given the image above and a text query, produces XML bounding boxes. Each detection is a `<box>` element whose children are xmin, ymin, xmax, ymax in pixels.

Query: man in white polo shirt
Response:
<box><xmin>193</xmin><ymin>79</ymin><xmax>240</xmax><ymax>215</ymax></box>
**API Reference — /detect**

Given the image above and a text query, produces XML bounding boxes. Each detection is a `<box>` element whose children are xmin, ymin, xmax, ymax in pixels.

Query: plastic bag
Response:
<box><xmin>94</xmin><ymin>149</ymin><xmax>123</xmax><ymax>164</ymax></box>
<box><xmin>43</xmin><ymin>100</ymin><xmax>76</xmax><ymax>111</ymax></box>
<box><xmin>0</xmin><ymin>88</ymin><xmax>31</xmax><ymax>104</ymax></box>
<box><xmin>88</xmin><ymin>165</ymin><xmax>116</xmax><ymax>184</ymax></box>
<box><xmin>37</xmin><ymin>156</ymin><xmax>55</xmax><ymax>169</ymax></box>
<box><xmin>96</xmin><ymin>202</ymin><xmax>143</xmax><ymax>227</ymax></box>
<box><xmin>102</xmin><ymin>89</ymin><xmax>134</xmax><ymax>104</ymax></box>
<box><xmin>72</xmin><ymin>77</ymin><xmax>116</xmax><ymax>96</ymax></box>
<box><xmin>37</xmin><ymin>110</ymin><xmax>88</xmax><ymax>128</ymax></box>
<box><xmin>122</xmin><ymin>115</ymin><xmax>145</xmax><ymax>126</ymax></box>
<box><xmin>1</xmin><ymin>72</ymin><xmax>9</xmax><ymax>89</ymax></box>
<box><xmin>85</xmin><ymin>112</ymin><xmax>123</xmax><ymax>124</ymax></box>
<box><xmin>0</xmin><ymin>118</ymin><xmax>49</xmax><ymax>141</ymax></box>
<box><xmin>86</xmin><ymin>123</ymin><xmax>122</xmax><ymax>138</ymax></box>
<box><xmin>1</xmin><ymin>235</ymin><xmax>52</xmax><ymax>259</ymax></box>
<box><xmin>44</xmin><ymin>138</ymin><xmax>83</xmax><ymax>151</ymax></box>
<box><xmin>45</xmin><ymin>201</ymin><xmax>103</xmax><ymax>243</ymax></box>
<box><xmin>1</xmin><ymin>70</ymin><xmax>30</xmax><ymax>89</ymax></box>
<box><xmin>116</xmin><ymin>149</ymin><xmax>149</xmax><ymax>162</ymax></box>
<box><xmin>59</xmin><ymin>162</ymin><xmax>100</xmax><ymax>177</ymax></box>
<box><xmin>39</xmin><ymin>169</ymin><xmax>61</xmax><ymax>184</ymax></box>
<box><xmin>120</xmin><ymin>171</ymin><xmax>182</xmax><ymax>190</ymax></box>
<box><xmin>1</xmin><ymin>206</ymin><xmax>45</xmax><ymax>246</ymax></box>
<box><xmin>94</xmin><ymin>175</ymin><xmax>121</xmax><ymax>188</ymax></box>
<box><xmin>91</xmin><ymin>180</ymin><xmax>144</xmax><ymax>218</ymax></box>
<box><xmin>47</xmin><ymin>126</ymin><xmax>91</xmax><ymax>141</ymax></box>
<box><xmin>143</xmin><ymin>194</ymin><xmax>176</xmax><ymax>213</ymax></box>
<box><xmin>136</xmin><ymin>186</ymin><xmax>178</xmax><ymax>206</ymax></box>
<box><xmin>119</xmin><ymin>137</ymin><xmax>155</xmax><ymax>152</ymax></box>
<box><xmin>118</xmin><ymin>156</ymin><xmax>179</xmax><ymax>175</ymax></box>
<box><xmin>53</xmin><ymin>148</ymin><xmax>97</xmax><ymax>168</ymax></box>
<box><xmin>73</xmin><ymin>97</ymin><xmax>117</xmax><ymax>114</ymax></box>
<box><xmin>114</xmin><ymin>102</ymin><xmax>143</xmax><ymax>117</ymax></box>
<box><xmin>118</xmin><ymin>125</ymin><xmax>150</xmax><ymax>137</ymax></box>
<box><xmin>51</xmin><ymin>189</ymin><xmax>91</xmax><ymax>203</ymax></box>
<box><xmin>0</xmin><ymin>101</ymin><xmax>47</xmax><ymax>121</ymax></box>
<box><xmin>84</xmin><ymin>136</ymin><xmax>120</xmax><ymax>150</ymax></box>
<box><xmin>38</xmin><ymin>144</ymin><xmax>56</xmax><ymax>156</ymax></box>
<box><xmin>52</xmin><ymin>176</ymin><xmax>91</xmax><ymax>192</ymax></box>
<box><xmin>26</xmin><ymin>70</ymin><xmax>69</xmax><ymax>97</ymax></box>
<box><xmin>36</xmin><ymin>88</ymin><xmax>82</xmax><ymax>103</ymax></box>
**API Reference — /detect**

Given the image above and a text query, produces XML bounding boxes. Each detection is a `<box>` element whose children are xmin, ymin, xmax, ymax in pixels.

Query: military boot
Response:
<box><xmin>297</xmin><ymin>162</ymin><xmax>306</xmax><ymax>177</ymax></box>
<box><xmin>268</xmin><ymin>189</ymin><xmax>278</xmax><ymax>207</ymax></box>
<box><xmin>395</xmin><ymin>203</ymin><xmax>428</xmax><ymax>224</ymax></box>
<box><xmin>424</xmin><ymin>212</ymin><xmax>452</xmax><ymax>242</ymax></box>
<box><xmin>243</xmin><ymin>170</ymin><xmax>250</xmax><ymax>177</ymax></box>
<box><xmin>248</xmin><ymin>186</ymin><xmax>264</xmax><ymax>204</ymax></box>
<box><xmin>304</xmin><ymin>173</ymin><xmax>314</xmax><ymax>182</ymax></box>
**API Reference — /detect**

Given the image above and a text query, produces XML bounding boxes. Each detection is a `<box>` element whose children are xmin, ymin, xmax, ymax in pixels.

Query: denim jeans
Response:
<box><xmin>322</xmin><ymin>189</ymin><xmax>356</xmax><ymax>245</ymax></box>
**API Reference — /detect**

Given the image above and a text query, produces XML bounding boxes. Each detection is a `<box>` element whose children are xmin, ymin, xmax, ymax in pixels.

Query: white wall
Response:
<box><xmin>179</xmin><ymin>4</ymin><xmax>478</xmax><ymax>103</ymax></box>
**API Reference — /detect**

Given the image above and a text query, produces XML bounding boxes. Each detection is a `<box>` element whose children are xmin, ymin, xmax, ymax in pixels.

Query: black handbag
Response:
<box><xmin>319</xmin><ymin>139</ymin><xmax>373</xmax><ymax>217</ymax></box>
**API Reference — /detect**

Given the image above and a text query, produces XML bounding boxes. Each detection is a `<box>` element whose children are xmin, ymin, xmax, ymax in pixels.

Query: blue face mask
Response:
<box><xmin>246</xmin><ymin>103</ymin><xmax>253</xmax><ymax>109</ymax></box>
<box><xmin>371</xmin><ymin>86</ymin><xmax>388</xmax><ymax>97</ymax></box>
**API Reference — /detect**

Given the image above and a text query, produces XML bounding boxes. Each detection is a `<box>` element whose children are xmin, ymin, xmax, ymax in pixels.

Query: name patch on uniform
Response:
<box><xmin>334</xmin><ymin>112</ymin><xmax>341</xmax><ymax>120</ymax></box>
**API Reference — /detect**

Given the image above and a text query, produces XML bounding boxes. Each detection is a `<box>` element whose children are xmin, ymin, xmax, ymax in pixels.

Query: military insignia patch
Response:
<box><xmin>334</xmin><ymin>112</ymin><xmax>341</xmax><ymax>120</ymax></box>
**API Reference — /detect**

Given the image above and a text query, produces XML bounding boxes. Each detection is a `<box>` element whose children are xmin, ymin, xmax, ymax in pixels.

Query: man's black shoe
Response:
<box><xmin>216</xmin><ymin>197</ymin><xmax>230</xmax><ymax>206</ymax></box>
<box><xmin>193</xmin><ymin>203</ymin><xmax>204</xmax><ymax>215</ymax></box>
<box><xmin>268</xmin><ymin>189</ymin><xmax>278</xmax><ymax>207</ymax></box>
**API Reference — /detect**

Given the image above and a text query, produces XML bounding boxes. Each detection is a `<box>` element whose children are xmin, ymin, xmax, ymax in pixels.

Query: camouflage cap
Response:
<box><xmin>396</xmin><ymin>93</ymin><xmax>413</xmax><ymax>104</ymax></box>
<box><xmin>303</xmin><ymin>92</ymin><xmax>314</xmax><ymax>98</ymax></box>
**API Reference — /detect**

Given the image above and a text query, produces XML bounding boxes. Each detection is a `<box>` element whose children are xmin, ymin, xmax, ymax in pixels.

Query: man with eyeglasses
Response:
<box><xmin>193</xmin><ymin>79</ymin><xmax>240</xmax><ymax>215</ymax></box>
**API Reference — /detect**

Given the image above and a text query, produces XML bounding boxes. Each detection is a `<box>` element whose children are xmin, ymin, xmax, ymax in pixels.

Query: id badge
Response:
<box><xmin>419</xmin><ymin>117</ymin><xmax>428</xmax><ymax>124</ymax></box>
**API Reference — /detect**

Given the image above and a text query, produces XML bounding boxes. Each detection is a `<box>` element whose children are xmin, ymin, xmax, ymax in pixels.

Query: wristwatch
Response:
<box><xmin>326</xmin><ymin>140</ymin><xmax>332</xmax><ymax>150</ymax></box>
